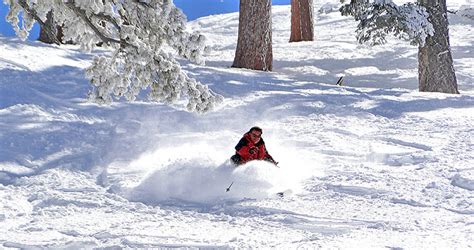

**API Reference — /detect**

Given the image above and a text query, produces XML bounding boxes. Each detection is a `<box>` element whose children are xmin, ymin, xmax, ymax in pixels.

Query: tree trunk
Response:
<box><xmin>38</xmin><ymin>11</ymin><xmax>61</xmax><ymax>44</ymax></box>
<box><xmin>232</xmin><ymin>0</ymin><xmax>273</xmax><ymax>71</ymax></box>
<box><xmin>418</xmin><ymin>0</ymin><xmax>458</xmax><ymax>94</ymax></box>
<box><xmin>290</xmin><ymin>0</ymin><xmax>314</xmax><ymax>42</ymax></box>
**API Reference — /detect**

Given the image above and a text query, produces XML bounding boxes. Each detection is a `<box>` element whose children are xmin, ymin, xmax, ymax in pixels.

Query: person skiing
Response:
<box><xmin>230</xmin><ymin>126</ymin><xmax>278</xmax><ymax>166</ymax></box>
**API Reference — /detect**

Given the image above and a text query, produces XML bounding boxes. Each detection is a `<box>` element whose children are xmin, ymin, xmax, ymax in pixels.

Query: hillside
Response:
<box><xmin>1</xmin><ymin>1</ymin><xmax>473</xmax><ymax>248</ymax></box>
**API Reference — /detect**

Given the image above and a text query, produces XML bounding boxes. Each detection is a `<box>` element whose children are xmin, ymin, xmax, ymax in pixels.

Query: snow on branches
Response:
<box><xmin>340</xmin><ymin>0</ymin><xmax>434</xmax><ymax>46</ymax></box>
<box><xmin>4</xmin><ymin>0</ymin><xmax>222</xmax><ymax>113</ymax></box>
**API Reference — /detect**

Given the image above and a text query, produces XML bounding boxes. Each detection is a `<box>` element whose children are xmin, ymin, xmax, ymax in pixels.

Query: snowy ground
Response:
<box><xmin>1</xmin><ymin>1</ymin><xmax>473</xmax><ymax>248</ymax></box>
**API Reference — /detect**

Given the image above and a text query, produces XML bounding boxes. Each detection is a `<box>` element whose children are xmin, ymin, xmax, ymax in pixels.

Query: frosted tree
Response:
<box><xmin>5</xmin><ymin>0</ymin><xmax>223</xmax><ymax>112</ymax></box>
<box><xmin>340</xmin><ymin>0</ymin><xmax>458</xmax><ymax>94</ymax></box>
<box><xmin>290</xmin><ymin>0</ymin><xmax>314</xmax><ymax>42</ymax></box>
<box><xmin>232</xmin><ymin>0</ymin><xmax>273</xmax><ymax>71</ymax></box>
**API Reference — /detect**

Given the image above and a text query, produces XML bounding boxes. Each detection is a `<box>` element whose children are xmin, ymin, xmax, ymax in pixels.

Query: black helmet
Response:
<box><xmin>249</xmin><ymin>126</ymin><xmax>262</xmax><ymax>134</ymax></box>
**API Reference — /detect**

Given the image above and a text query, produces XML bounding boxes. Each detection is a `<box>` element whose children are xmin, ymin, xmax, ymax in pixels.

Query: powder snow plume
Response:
<box><xmin>125</xmin><ymin>158</ymin><xmax>304</xmax><ymax>204</ymax></box>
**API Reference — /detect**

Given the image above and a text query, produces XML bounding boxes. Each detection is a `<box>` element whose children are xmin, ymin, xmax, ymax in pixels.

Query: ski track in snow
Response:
<box><xmin>1</xmin><ymin>1</ymin><xmax>474</xmax><ymax>248</ymax></box>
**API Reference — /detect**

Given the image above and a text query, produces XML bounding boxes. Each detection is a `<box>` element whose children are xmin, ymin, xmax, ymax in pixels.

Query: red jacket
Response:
<box><xmin>234</xmin><ymin>133</ymin><xmax>275</xmax><ymax>165</ymax></box>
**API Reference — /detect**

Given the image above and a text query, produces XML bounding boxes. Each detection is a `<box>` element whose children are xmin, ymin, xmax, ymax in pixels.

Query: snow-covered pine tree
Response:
<box><xmin>232</xmin><ymin>0</ymin><xmax>273</xmax><ymax>71</ymax></box>
<box><xmin>290</xmin><ymin>0</ymin><xmax>314</xmax><ymax>42</ymax></box>
<box><xmin>340</xmin><ymin>0</ymin><xmax>434</xmax><ymax>46</ymax></box>
<box><xmin>340</xmin><ymin>0</ymin><xmax>458</xmax><ymax>94</ymax></box>
<box><xmin>5</xmin><ymin>0</ymin><xmax>223</xmax><ymax>112</ymax></box>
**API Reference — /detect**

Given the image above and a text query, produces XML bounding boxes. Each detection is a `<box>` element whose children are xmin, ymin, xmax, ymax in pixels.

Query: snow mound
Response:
<box><xmin>318</xmin><ymin>2</ymin><xmax>340</xmax><ymax>14</ymax></box>
<box><xmin>451</xmin><ymin>174</ymin><xmax>474</xmax><ymax>191</ymax></box>
<box><xmin>127</xmin><ymin>159</ymin><xmax>296</xmax><ymax>204</ymax></box>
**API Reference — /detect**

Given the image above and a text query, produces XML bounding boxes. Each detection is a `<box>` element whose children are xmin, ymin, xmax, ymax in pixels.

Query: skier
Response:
<box><xmin>230</xmin><ymin>126</ymin><xmax>278</xmax><ymax>166</ymax></box>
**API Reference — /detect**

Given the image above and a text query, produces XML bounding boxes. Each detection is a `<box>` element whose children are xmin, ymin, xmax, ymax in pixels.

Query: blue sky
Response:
<box><xmin>0</xmin><ymin>0</ymin><xmax>290</xmax><ymax>40</ymax></box>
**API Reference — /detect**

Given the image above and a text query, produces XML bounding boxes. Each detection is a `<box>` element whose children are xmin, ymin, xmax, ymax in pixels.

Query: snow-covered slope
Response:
<box><xmin>1</xmin><ymin>1</ymin><xmax>473</xmax><ymax>248</ymax></box>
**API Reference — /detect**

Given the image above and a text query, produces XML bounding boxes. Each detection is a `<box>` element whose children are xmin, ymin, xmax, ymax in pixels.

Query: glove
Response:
<box><xmin>249</xmin><ymin>146</ymin><xmax>259</xmax><ymax>155</ymax></box>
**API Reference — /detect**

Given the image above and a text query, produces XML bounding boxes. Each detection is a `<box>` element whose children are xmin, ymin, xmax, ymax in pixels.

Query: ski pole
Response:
<box><xmin>226</xmin><ymin>181</ymin><xmax>234</xmax><ymax>192</ymax></box>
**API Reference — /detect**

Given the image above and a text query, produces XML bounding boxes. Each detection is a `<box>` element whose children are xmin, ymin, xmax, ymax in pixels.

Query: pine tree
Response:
<box><xmin>5</xmin><ymin>0</ymin><xmax>222</xmax><ymax>112</ymax></box>
<box><xmin>290</xmin><ymin>0</ymin><xmax>314</xmax><ymax>42</ymax></box>
<box><xmin>340</xmin><ymin>0</ymin><xmax>458</xmax><ymax>94</ymax></box>
<box><xmin>232</xmin><ymin>0</ymin><xmax>273</xmax><ymax>71</ymax></box>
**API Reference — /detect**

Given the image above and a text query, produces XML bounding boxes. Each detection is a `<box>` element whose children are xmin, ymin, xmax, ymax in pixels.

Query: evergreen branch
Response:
<box><xmin>132</xmin><ymin>0</ymin><xmax>152</xmax><ymax>8</ymax></box>
<box><xmin>64</xmin><ymin>0</ymin><xmax>134</xmax><ymax>49</ymax></box>
<box><xmin>94</xmin><ymin>12</ymin><xmax>121</xmax><ymax>31</ymax></box>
